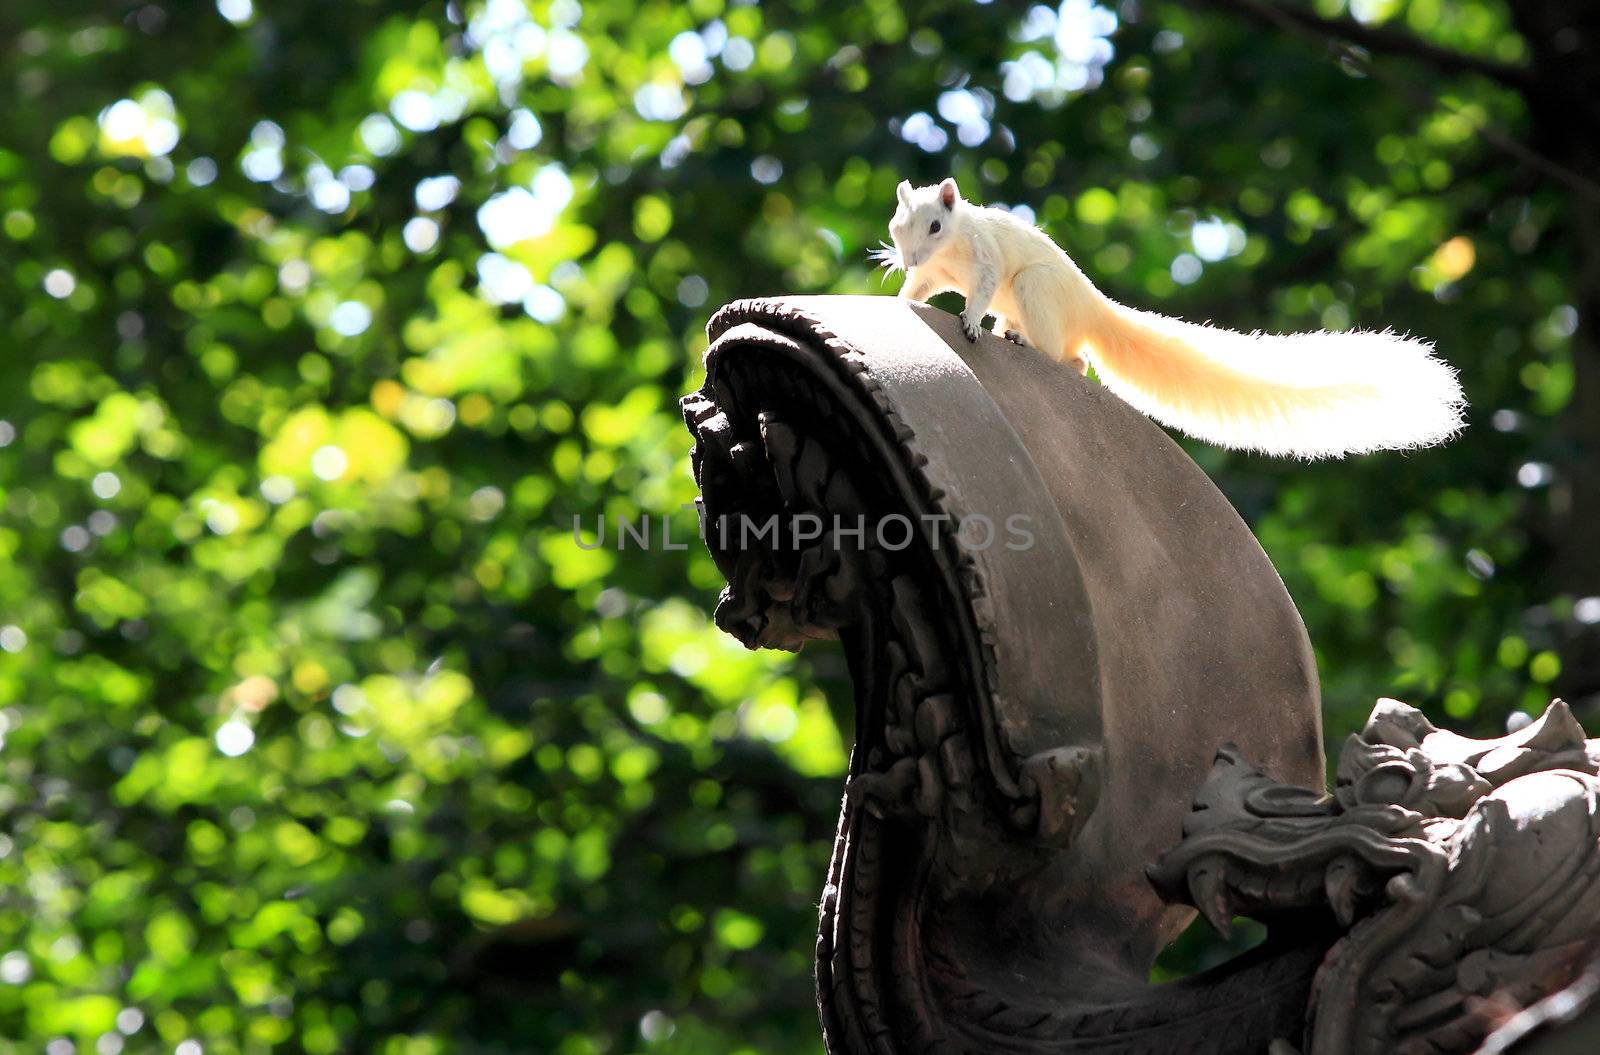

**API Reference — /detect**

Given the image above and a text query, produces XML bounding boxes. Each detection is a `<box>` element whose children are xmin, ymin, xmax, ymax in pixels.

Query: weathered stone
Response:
<box><xmin>680</xmin><ymin>295</ymin><xmax>1600</xmax><ymax>1054</ymax></box>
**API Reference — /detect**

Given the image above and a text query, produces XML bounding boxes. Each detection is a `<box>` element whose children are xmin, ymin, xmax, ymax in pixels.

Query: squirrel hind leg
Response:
<box><xmin>1008</xmin><ymin>265</ymin><xmax>1084</xmax><ymax>373</ymax></box>
<box><xmin>993</xmin><ymin>316</ymin><xmax>1034</xmax><ymax>350</ymax></box>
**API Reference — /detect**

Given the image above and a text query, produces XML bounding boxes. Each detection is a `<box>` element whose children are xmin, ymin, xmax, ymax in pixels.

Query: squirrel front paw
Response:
<box><xmin>1003</xmin><ymin>329</ymin><xmax>1032</xmax><ymax>348</ymax></box>
<box><xmin>960</xmin><ymin>315</ymin><xmax>980</xmax><ymax>343</ymax></box>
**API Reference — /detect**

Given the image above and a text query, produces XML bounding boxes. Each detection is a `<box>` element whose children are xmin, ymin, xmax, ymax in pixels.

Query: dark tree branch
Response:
<box><xmin>1188</xmin><ymin>0</ymin><xmax>1537</xmax><ymax>94</ymax></box>
<box><xmin>1188</xmin><ymin>0</ymin><xmax>1600</xmax><ymax>205</ymax></box>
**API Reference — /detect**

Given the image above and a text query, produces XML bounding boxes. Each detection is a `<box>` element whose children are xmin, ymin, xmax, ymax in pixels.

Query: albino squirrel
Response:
<box><xmin>874</xmin><ymin>178</ymin><xmax>1465</xmax><ymax>458</ymax></box>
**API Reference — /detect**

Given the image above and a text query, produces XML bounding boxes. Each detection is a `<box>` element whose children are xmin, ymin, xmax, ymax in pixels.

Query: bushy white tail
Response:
<box><xmin>1084</xmin><ymin>304</ymin><xmax>1465</xmax><ymax>458</ymax></box>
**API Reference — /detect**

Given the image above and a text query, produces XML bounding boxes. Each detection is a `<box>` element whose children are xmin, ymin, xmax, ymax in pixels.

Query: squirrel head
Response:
<box><xmin>887</xmin><ymin>178</ymin><xmax>963</xmax><ymax>269</ymax></box>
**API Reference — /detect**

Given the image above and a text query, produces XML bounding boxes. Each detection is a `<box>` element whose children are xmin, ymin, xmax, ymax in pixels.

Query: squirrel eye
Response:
<box><xmin>929</xmin><ymin>221</ymin><xmax>942</xmax><ymax>234</ymax></box>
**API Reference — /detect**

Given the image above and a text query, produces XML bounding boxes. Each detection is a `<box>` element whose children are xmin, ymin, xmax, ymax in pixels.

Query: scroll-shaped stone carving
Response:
<box><xmin>1150</xmin><ymin>698</ymin><xmax>1600</xmax><ymax>1054</ymax></box>
<box><xmin>682</xmin><ymin>296</ymin><xmax>1329</xmax><ymax>1052</ymax></box>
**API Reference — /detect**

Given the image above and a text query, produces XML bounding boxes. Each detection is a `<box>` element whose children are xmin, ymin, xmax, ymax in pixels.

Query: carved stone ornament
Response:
<box><xmin>1149</xmin><ymin>697</ymin><xmax>1600</xmax><ymax>1054</ymax></box>
<box><xmin>679</xmin><ymin>296</ymin><xmax>1600</xmax><ymax>1053</ymax></box>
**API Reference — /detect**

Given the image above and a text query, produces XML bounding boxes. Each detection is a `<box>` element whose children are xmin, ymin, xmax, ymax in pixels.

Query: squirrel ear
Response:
<box><xmin>896</xmin><ymin>180</ymin><xmax>912</xmax><ymax>203</ymax></box>
<box><xmin>939</xmin><ymin>178</ymin><xmax>959</xmax><ymax>208</ymax></box>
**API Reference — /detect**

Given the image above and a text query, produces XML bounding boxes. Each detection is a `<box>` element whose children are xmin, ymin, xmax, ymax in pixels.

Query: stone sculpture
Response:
<box><xmin>1151</xmin><ymin>697</ymin><xmax>1600</xmax><ymax>1053</ymax></box>
<box><xmin>679</xmin><ymin>295</ymin><xmax>1600</xmax><ymax>1053</ymax></box>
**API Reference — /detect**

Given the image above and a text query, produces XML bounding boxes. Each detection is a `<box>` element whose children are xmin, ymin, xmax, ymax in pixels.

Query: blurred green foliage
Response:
<box><xmin>0</xmin><ymin>0</ymin><xmax>1590</xmax><ymax>1052</ymax></box>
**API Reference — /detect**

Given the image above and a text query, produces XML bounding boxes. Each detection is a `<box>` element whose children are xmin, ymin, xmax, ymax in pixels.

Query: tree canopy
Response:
<box><xmin>0</xmin><ymin>0</ymin><xmax>1593</xmax><ymax>1052</ymax></box>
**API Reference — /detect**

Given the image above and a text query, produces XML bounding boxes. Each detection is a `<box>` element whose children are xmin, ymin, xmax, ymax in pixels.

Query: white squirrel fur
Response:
<box><xmin>877</xmin><ymin>178</ymin><xmax>1466</xmax><ymax>459</ymax></box>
